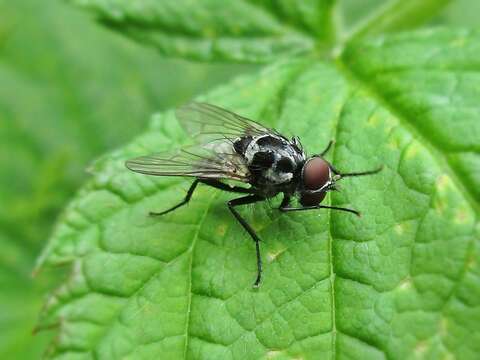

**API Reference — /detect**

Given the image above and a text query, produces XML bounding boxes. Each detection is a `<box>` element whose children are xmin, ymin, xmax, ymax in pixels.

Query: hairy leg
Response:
<box><xmin>150</xmin><ymin>179</ymin><xmax>199</xmax><ymax>216</ymax></box>
<box><xmin>280</xmin><ymin>203</ymin><xmax>360</xmax><ymax>217</ymax></box>
<box><xmin>228</xmin><ymin>194</ymin><xmax>265</xmax><ymax>287</ymax></box>
<box><xmin>150</xmin><ymin>179</ymin><xmax>252</xmax><ymax>216</ymax></box>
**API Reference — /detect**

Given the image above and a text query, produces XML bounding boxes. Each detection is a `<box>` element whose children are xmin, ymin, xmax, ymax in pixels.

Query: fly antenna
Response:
<box><xmin>319</xmin><ymin>140</ymin><xmax>334</xmax><ymax>157</ymax></box>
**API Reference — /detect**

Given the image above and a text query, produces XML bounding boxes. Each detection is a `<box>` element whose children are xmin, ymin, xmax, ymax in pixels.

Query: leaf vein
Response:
<box><xmin>336</xmin><ymin>59</ymin><xmax>480</xmax><ymax>215</ymax></box>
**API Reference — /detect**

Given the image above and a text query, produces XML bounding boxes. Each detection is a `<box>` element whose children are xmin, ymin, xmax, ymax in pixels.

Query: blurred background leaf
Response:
<box><xmin>341</xmin><ymin>0</ymin><xmax>480</xmax><ymax>34</ymax></box>
<box><xmin>66</xmin><ymin>0</ymin><xmax>332</xmax><ymax>62</ymax></box>
<box><xmin>0</xmin><ymin>0</ymin><xmax>253</xmax><ymax>358</ymax></box>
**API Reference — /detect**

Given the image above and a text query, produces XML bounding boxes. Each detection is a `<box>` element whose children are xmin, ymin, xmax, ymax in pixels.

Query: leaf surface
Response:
<box><xmin>38</xmin><ymin>28</ymin><xmax>479</xmax><ymax>359</ymax></box>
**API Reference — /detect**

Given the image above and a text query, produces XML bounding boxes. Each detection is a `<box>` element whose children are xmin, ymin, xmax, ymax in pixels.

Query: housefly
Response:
<box><xmin>126</xmin><ymin>102</ymin><xmax>382</xmax><ymax>287</ymax></box>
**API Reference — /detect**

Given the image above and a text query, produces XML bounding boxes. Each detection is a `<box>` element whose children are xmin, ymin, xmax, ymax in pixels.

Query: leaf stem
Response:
<box><xmin>344</xmin><ymin>0</ymin><xmax>452</xmax><ymax>43</ymax></box>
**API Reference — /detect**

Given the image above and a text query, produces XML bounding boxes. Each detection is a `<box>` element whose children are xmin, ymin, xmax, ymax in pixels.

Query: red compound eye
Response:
<box><xmin>303</xmin><ymin>157</ymin><xmax>330</xmax><ymax>190</ymax></box>
<box><xmin>300</xmin><ymin>191</ymin><xmax>327</xmax><ymax>206</ymax></box>
<box><xmin>300</xmin><ymin>157</ymin><xmax>331</xmax><ymax>206</ymax></box>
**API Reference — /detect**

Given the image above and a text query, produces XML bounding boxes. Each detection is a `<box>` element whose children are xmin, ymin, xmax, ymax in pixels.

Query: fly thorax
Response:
<box><xmin>269</xmin><ymin>150</ymin><xmax>296</xmax><ymax>184</ymax></box>
<box><xmin>265</xmin><ymin>167</ymin><xmax>293</xmax><ymax>184</ymax></box>
<box><xmin>245</xmin><ymin>134</ymin><xmax>304</xmax><ymax>185</ymax></box>
<box><xmin>244</xmin><ymin>138</ymin><xmax>261</xmax><ymax>162</ymax></box>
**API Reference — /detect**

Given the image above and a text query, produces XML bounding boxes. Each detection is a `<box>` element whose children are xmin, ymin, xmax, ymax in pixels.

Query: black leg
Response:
<box><xmin>200</xmin><ymin>179</ymin><xmax>252</xmax><ymax>194</ymax></box>
<box><xmin>279</xmin><ymin>193</ymin><xmax>291</xmax><ymax>209</ymax></box>
<box><xmin>150</xmin><ymin>179</ymin><xmax>252</xmax><ymax>216</ymax></box>
<box><xmin>330</xmin><ymin>164</ymin><xmax>383</xmax><ymax>178</ymax></box>
<box><xmin>280</xmin><ymin>204</ymin><xmax>361</xmax><ymax>217</ymax></box>
<box><xmin>150</xmin><ymin>179</ymin><xmax>200</xmax><ymax>216</ymax></box>
<box><xmin>228</xmin><ymin>195</ymin><xmax>265</xmax><ymax>287</ymax></box>
<box><xmin>320</xmin><ymin>140</ymin><xmax>334</xmax><ymax>157</ymax></box>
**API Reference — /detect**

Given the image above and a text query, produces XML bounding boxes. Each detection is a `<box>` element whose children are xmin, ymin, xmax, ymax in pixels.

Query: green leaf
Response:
<box><xmin>345</xmin><ymin>0</ymin><xmax>452</xmax><ymax>41</ymax></box>
<box><xmin>67</xmin><ymin>0</ymin><xmax>459</xmax><ymax>64</ymax></box>
<box><xmin>431</xmin><ymin>0</ymin><xmax>480</xmax><ymax>28</ymax></box>
<box><xmin>341</xmin><ymin>28</ymin><xmax>480</xmax><ymax>204</ymax></box>
<box><xmin>38</xmin><ymin>28</ymin><xmax>479</xmax><ymax>359</ymax></box>
<box><xmin>0</xmin><ymin>0</ymin><xmax>251</xmax><ymax>358</ymax></box>
<box><xmin>67</xmin><ymin>0</ymin><xmax>337</xmax><ymax>62</ymax></box>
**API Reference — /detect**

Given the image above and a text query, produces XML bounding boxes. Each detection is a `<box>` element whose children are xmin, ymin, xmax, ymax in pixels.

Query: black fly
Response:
<box><xmin>126</xmin><ymin>103</ymin><xmax>382</xmax><ymax>287</ymax></box>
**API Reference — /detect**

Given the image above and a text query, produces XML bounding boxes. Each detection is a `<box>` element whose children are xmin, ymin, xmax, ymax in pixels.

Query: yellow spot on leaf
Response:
<box><xmin>406</xmin><ymin>143</ymin><xmax>420</xmax><ymax>159</ymax></box>
<box><xmin>434</xmin><ymin>197</ymin><xmax>446</xmax><ymax>215</ymax></box>
<box><xmin>267</xmin><ymin>247</ymin><xmax>287</xmax><ymax>263</ymax></box>
<box><xmin>454</xmin><ymin>208</ymin><xmax>468</xmax><ymax>224</ymax></box>
<box><xmin>367</xmin><ymin>114</ymin><xmax>379</xmax><ymax>127</ymax></box>
<box><xmin>266</xmin><ymin>351</ymin><xmax>283</xmax><ymax>359</ymax></box>
<box><xmin>387</xmin><ymin>137</ymin><xmax>400</xmax><ymax>150</ymax></box>
<box><xmin>435</xmin><ymin>174</ymin><xmax>450</xmax><ymax>192</ymax></box>
<box><xmin>394</xmin><ymin>222</ymin><xmax>408</xmax><ymax>235</ymax></box>
<box><xmin>453</xmin><ymin>203</ymin><xmax>473</xmax><ymax>225</ymax></box>
<box><xmin>398</xmin><ymin>276</ymin><xmax>412</xmax><ymax>290</ymax></box>
<box><xmin>217</xmin><ymin>224</ymin><xmax>228</xmax><ymax>237</ymax></box>
<box><xmin>415</xmin><ymin>341</ymin><xmax>428</xmax><ymax>357</ymax></box>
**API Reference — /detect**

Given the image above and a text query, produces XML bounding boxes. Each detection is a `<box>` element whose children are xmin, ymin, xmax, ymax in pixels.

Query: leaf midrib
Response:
<box><xmin>183</xmin><ymin>190</ymin><xmax>219</xmax><ymax>359</ymax></box>
<box><xmin>328</xmin><ymin>111</ymin><xmax>340</xmax><ymax>360</ymax></box>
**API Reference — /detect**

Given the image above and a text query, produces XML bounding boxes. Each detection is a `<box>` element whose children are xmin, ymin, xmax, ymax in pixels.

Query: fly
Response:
<box><xmin>126</xmin><ymin>102</ymin><xmax>382</xmax><ymax>287</ymax></box>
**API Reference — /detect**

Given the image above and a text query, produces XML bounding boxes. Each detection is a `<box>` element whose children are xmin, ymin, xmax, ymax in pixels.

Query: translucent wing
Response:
<box><xmin>125</xmin><ymin>145</ymin><xmax>250</xmax><ymax>182</ymax></box>
<box><xmin>176</xmin><ymin>102</ymin><xmax>277</xmax><ymax>144</ymax></box>
<box><xmin>125</xmin><ymin>103</ymin><xmax>276</xmax><ymax>182</ymax></box>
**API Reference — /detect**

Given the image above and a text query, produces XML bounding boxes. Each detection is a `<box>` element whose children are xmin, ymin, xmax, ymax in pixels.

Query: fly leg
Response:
<box><xmin>280</xmin><ymin>203</ymin><xmax>360</xmax><ymax>217</ymax></box>
<box><xmin>150</xmin><ymin>179</ymin><xmax>252</xmax><ymax>216</ymax></box>
<box><xmin>199</xmin><ymin>179</ymin><xmax>253</xmax><ymax>193</ymax></box>
<box><xmin>279</xmin><ymin>193</ymin><xmax>291</xmax><ymax>209</ymax></box>
<box><xmin>279</xmin><ymin>192</ymin><xmax>360</xmax><ymax>217</ymax></box>
<box><xmin>228</xmin><ymin>195</ymin><xmax>265</xmax><ymax>287</ymax></box>
<box><xmin>149</xmin><ymin>179</ymin><xmax>199</xmax><ymax>216</ymax></box>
